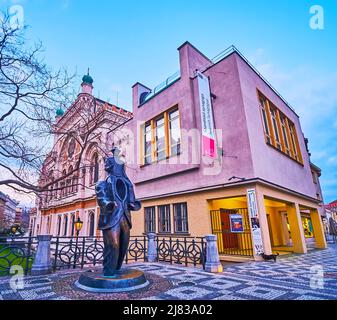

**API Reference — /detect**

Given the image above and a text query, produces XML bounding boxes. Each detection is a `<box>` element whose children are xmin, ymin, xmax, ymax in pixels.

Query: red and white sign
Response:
<box><xmin>197</xmin><ymin>71</ymin><xmax>217</xmax><ymax>159</ymax></box>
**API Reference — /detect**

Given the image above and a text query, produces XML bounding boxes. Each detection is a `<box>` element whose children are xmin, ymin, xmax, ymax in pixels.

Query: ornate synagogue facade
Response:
<box><xmin>29</xmin><ymin>74</ymin><xmax>132</xmax><ymax>237</ymax></box>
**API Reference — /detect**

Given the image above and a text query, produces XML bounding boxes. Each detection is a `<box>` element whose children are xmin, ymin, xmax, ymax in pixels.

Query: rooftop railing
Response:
<box><xmin>142</xmin><ymin>45</ymin><xmax>296</xmax><ymax>113</ymax></box>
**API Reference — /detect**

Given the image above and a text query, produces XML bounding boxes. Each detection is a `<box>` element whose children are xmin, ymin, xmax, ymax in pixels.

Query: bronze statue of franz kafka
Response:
<box><xmin>95</xmin><ymin>147</ymin><xmax>141</xmax><ymax>277</ymax></box>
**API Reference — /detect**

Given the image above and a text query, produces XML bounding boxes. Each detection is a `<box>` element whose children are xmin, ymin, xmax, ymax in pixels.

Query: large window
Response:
<box><xmin>269</xmin><ymin>105</ymin><xmax>282</xmax><ymax>150</ymax></box>
<box><xmin>169</xmin><ymin>109</ymin><xmax>181</xmax><ymax>156</ymax></box>
<box><xmin>90</xmin><ymin>154</ymin><xmax>99</xmax><ymax>185</ymax></box>
<box><xmin>280</xmin><ymin>115</ymin><xmax>291</xmax><ymax>156</ymax></box>
<box><xmin>173</xmin><ymin>203</ymin><xmax>189</xmax><ymax>233</ymax></box>
<box><xmin>70</xmin><ymin>214</ymin><xmax>75</xmax><ymax>236</ymax></box>
<box><xmin>158</xmin><ymin>205</ymin><xmax>171</xmax><ymax>233</ymax></box>
<box><xmin>57</xmin><ymin>216</ymin><xmax>62</xmax><ymax>236</ymax></box>
<box><xmin>142</xmin><ymin>107</ymin><xmax>181</xmax><ymax>164</ymax></box>
<box><xmin>156</xmin><ymin>117</ymin><xmax>166</xmax><ymax>161</ymax></box>
<box><xmin>259</xmin><ymin>96</ymin><xmax>272</xmax><ymax>144</ymax></box>
<box><xmin>144</xmin><ymin>207</ymin><xmax>156</xmax><ymax>233</ymax></box>
<box><xmin>63</xmin><ymin>215</ymin><xmax>68</xmax><ymax>236</ymax></box>
<box><xmin>258</xmin><ymin>91</ymin><xmax>302</xmax><ymax>164</ymax></box>
<box><xmin>289</xmin><ymin>122</ymin><xmax>299</xmax><ymax>162</ymax></box>
<box><xmin>88</xmin><ymin>211</ymin><xmax>95</xmax><ymax>237</ymax></box>
<box><xmin>144</xmin><ymin>123</ymin><xmax>152</xmax><ymax>165</ymax></box>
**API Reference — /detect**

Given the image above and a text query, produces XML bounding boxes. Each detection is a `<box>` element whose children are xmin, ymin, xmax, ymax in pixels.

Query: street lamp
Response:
<box><xmin>73</xmin><ymin>217</ymin><xmax>83</xmax><ymax>269</ymax></box>
<box><xmin>74</xmin><ymin>217</ymin><xmax>83</xmax><ymax>237</ymax></box>
<box><xmin>10</xmin><ymin>225</ymin><xmax>18</xmax><ymax>236</ymax></box>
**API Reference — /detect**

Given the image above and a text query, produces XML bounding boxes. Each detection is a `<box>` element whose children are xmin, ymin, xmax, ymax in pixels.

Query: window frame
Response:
<box><xmin>158</xmin><ymin>205</ymin><xmax>171</xmax><ymax>234</ymax></box>
<box><xmin>173</xmin><ymin>202</ymin><xmax>189</xmax><ymax>234</ymax></box>
<box><xmin>280</xmin><ymin>113</ymin><xmax>291</xmax><ymax>156</ymax></box>
<box><xmin>168</xmin><ymin>109</ymin><xmax>181</xmax><ymax>157</ymax></box>
<box><xmin>269</xmin><ymin>103</ymin><xmax>282</xmax><ymax>150</ymax></box>
<box><xmin>259</xmin><ymin>96</ymin><xmax>272</xmax><ymax>144</ymax></box>
<box><xmin>257</xmin><ymin>90</ymin><xmax>303</xmax><ymax>164</ymax></box>
<box><xmin>155</xmin><ymin>116</ymin><xmax>166</xmax><ymax>161</ymax></box>
<box><xmin>143</xmin><ymin>122</ymin><xmax>152</xmax><ymax>165</ymax></box>
<box><xmin>141</xmin><ymin>106</ymin><xmax>181</xmax><ymax>165</ymax></box>
<box><xmin>144</xmin><ymin>206</ymin><xmax>156</xmax><ymax>234</ymax></box>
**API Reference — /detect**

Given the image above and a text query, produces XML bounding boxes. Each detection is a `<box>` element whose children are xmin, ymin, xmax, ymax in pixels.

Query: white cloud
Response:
<box><xmin>327</xmin><ymin>156</ymin><xmax>337</xmax><ymax>166</ymax></box>
<box><xmin>61</xmin><ymin>0</ymin><xmax>71</xmax><ymax>10</ymax></box>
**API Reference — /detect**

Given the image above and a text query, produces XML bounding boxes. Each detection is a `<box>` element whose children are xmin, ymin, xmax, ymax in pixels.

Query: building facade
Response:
<box><xmin>31</xmin><ymin>42</ymin><xmax>327</xmax><ymax>261</ymax></box>
<box><xmin>0</xmin><ymin>191</ymin><xmax>18</xmax><ymax>230</ymax></box>
<box><xmin>30</xmin><ymin>74</ymin><xmax>132</xmax><ymax>238</ymax></box>
<box><xmin>120</xmin><ymin>42</ymin><xmax>326</xmax><ymax>260</ymax></box>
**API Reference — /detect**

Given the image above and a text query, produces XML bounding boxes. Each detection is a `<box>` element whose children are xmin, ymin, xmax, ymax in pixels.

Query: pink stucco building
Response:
<box><xmin>119</xmin><ymin>42</ymin><xmax>326</xmax><ymax>260</ymax></box>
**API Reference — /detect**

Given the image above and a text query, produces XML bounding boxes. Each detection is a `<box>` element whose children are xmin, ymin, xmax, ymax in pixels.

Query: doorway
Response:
<box><xmin>210</xmin><ymin>208</ymin><xmax>253</xmax><ymax>257</ymax></box>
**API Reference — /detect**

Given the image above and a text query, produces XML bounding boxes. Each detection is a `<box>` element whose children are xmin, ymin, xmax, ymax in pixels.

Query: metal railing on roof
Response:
<box><xmin>142</xmin><ymin>45</ymin><xmax>296</xmax><ymax>114</ymax></box>
<box><xmin>142</xmin><ymin>70</ymin><xmax>181</xmax><ymax>103</ymax></box>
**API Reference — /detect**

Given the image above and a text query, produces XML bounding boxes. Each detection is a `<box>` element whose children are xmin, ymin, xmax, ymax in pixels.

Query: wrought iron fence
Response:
<box><xmin>0</xmin><ymin>235</ymin><xmax>37</xmax><ymax>276</ymax></box>
<box><xmin>156</xmin><ymin>236</ymin><xmax>206</xmax><ymax>269</ymax></box>
<box><xmin>0</xmin><ymin>234</ymin><xmax>207</xmax><ymax>276</ymax></box>
<box><xmin>52</xmin><ymin>235</ymin><xmax>147</xmax><ymax>271</ymax></box>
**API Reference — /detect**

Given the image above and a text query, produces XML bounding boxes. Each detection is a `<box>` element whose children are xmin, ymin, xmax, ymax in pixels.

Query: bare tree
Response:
<box><xmin>0</xmin><ymin>13</ymin><xmax>75</xmax><ymax>194</ymax></box>
<box><xmin>0</xmin><ymin>13</ymin><xmax>132</xmax><ymax>210</ymax></box>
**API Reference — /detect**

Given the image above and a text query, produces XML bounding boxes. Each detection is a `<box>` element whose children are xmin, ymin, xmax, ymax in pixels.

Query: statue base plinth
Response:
<box><xmin>75</xmin><ymin>269</ymin><xmax>149</xmax><ymax>293</ymax></box>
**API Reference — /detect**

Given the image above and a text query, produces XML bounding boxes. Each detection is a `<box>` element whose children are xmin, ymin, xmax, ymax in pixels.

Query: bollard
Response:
<box><xmin>205</xmin><ymin>234</ymin><xmax>223</xmax><ymax>273</ymax></box>
<box><xmin>147</xmin><ymin>233</ymin><xmax>157</xmax><ymax>263</ymax></box>
<box><xmin>31</xmin><ymin>235</ymin><xmax>52</xmax><ymax>276</ymax></box>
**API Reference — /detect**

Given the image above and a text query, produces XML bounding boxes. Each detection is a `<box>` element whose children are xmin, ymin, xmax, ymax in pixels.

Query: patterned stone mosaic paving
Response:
<box><xmin>1</xmin><ymin>245</ymin><xmax>337</xmax><ymax>300</ymax></box>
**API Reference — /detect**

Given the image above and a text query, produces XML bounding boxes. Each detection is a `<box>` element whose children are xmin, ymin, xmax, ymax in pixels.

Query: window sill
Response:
<box><xmin>143</xmin><ymin>232</ymin><xmax>191</xmax><ymax>237</ymax></box>
<box><xmin>140</xmin><ymin>152</ymin><xmax>182</xmax><ymax>168</ymax></box>
<box><xmin>173</xmin><ymin>232</ymin><xmax>191</xmax><ymax>236</ymax></box>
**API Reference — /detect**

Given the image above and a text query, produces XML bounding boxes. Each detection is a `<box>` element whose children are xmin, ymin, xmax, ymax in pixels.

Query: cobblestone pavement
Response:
<box><xmin>1</xmin><ymin>245</ymin><xmax>337</xmax><ymax>300</ymax></box>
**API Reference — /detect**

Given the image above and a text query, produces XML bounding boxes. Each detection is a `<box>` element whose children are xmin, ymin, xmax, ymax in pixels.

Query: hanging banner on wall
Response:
<box><xmin>247</xmin><ymin>189</ymin><xmax>264</xmax><ymax>255</ymax></box>
<box><xmin>197</xmin><ymin>71</ymin><xmax>217</xmax><ymax>159</ymax></box>
<box><xmin>247</xmin><ymin>189</ymin><xmax>258</xmax><ymax>218</ymax></box>
<box><xmin>230</xmin><ymin>214</ymin><xmax>244</xmax><ymax>233</ymax></box>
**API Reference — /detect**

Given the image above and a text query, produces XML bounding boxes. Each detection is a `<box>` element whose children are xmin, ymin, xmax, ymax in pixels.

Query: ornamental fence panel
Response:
<box><xmin>0</xmin><ymin>234</ymin><xmax>207</xmax><ymax>276</ymax></box>
<box><xmin>155</xmin><ymin>236</ymin><xmax>206</xmax><ymax>269</ymax></box>
<box><xmin>0</xmin><ymin>234</ymin><xmax>37</xmax><ymax>276</ymax></box>
<box><xmin>51</xmin><ymin>235</ymin><xmax>147</xmax><ymax>271</ymax></box>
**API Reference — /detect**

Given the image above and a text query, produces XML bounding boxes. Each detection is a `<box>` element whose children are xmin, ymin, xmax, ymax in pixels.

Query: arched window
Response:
<box><xmin>63</xmin><ymin>215</ymin><xmax>68</xmax><ymax>236</ymax></box>
<box><xmin>88</xmin><ymin>211</ymin><xmax>95</xmax><ymax>237</ymax></box>
<box><xmin>70</xmin><ymin>214</ymin><xmax>75</xmax><ymax>236</ymax></box>
<box><xmin>90</xmin><ymin>154</ymin><xmax>99</xmax><ymax>185</ymax></box>
<box><xmin>57</xmin><ymin>216</ymin><xmax>62</xmax><ymax>236</ymax></box>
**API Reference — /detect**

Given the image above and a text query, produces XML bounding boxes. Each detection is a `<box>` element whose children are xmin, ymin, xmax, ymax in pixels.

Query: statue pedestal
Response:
<box><xmin>75</xmin><ymin>269</ymin><xmax>149</xmax><ymax>293</ymax></box>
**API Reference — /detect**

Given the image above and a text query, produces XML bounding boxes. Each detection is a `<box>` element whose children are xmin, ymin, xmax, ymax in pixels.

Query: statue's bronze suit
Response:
<box><xmin>95</xmin><ymin>148</ymin><xmax>141</xmax><ymax>277</ymax></box>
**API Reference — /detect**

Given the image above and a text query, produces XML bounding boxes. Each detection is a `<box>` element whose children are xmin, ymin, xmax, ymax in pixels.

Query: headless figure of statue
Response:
<box><xmin>95</xmin><ymin>148</ymin><xmax>141</xmax><ymax>277</ymax></box>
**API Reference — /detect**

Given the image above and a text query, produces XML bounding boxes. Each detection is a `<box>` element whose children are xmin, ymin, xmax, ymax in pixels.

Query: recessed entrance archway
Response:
<box><xmin>209</xmin><ymin>196</ymin><xmax>253</xmax><ymax>257</ymax></box>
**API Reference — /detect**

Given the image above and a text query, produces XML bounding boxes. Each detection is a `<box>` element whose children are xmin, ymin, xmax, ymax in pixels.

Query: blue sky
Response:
<box><xmin>1</xmin><ymin>0</ymin><xmax>337</xmax><ymax>203</ymax></box>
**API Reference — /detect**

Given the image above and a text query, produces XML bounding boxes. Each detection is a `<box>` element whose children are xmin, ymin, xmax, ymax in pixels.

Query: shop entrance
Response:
<box><xmin>264</xmin><ymin>197</ymin><xmax>322</xmax><ymax>253</ymax></box>
<box><xmin>210</xmin><ymin>208</ymin><xmax>253</xmax><ymax>257</ymax></box>
<box><xmin>264</xmin><ymin>197</ymin><xmax>293</xmax><ymax>253</ymax></box>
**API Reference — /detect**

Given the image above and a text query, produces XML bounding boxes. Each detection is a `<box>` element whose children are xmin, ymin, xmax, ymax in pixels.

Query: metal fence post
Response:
<box><xmin>147</xmin><ymin>233</ymin><xmax>157</xmax><ymax>263</ymax></box>
<box><xmin>204</xmin><ymin>234</ymin><xmax>223</xmax><ymax>273</ymax></box>
<box><xmin>31</xmin><ymin>235</ymin><xmax>52</xmax><ymax>276</ymax></box>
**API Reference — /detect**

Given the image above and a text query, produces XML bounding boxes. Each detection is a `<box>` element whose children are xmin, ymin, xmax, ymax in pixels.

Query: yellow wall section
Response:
<box><xmin>131</xmin><ymin>182</ymin><xmax>327</xmax><ymax>256</ymax></box>
<box><xmin>131</xmin><ymin>185</ymin><xmax>252</xmax><ymax>237</ymax></box>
